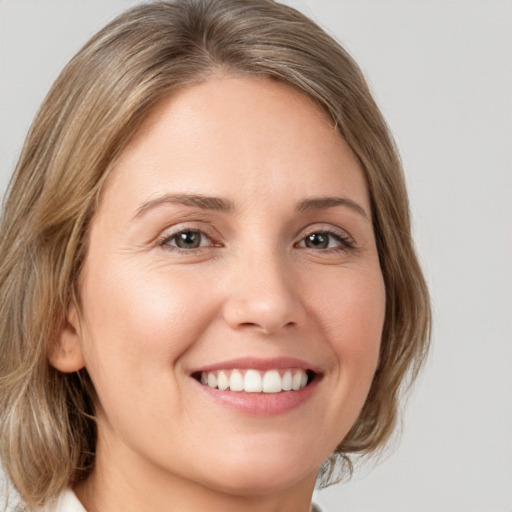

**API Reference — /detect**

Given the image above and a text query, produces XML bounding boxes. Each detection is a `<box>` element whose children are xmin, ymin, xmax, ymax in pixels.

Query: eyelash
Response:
<box><xmin>157</xmin><ymin>226</ymin><xmax>355</xmax><ymax>253</ymax></box>
<box><xmin>157</xmin><ymin>229</ymin><xmax>217</xmax><ymax>253</ymax></box>
<box><xmin>295</xmin><ymin>228</ymin><xmax>355</xmax><ymax>252</ymax></box>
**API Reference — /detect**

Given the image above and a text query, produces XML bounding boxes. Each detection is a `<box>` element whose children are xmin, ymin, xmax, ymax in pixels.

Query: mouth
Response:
<box><xmin>190</xmin><ymin>357</ymin><xmax>322</xmax><ymax>415</ymax></box>
<box><xmin>192</xmin><ymin>368</ymin><xmax>317</xmax><ymax>394</ymax></box>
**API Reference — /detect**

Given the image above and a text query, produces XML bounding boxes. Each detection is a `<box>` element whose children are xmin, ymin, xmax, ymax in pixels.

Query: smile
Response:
<box><xmin>191</xmin><ymin>358</ymin><xmax>321</xmax><ymax>415</ymax></box>
<box><xmin>196</xmin><ymin>368</ymin><xmax>314</xmax><ymax>393</ymax></box>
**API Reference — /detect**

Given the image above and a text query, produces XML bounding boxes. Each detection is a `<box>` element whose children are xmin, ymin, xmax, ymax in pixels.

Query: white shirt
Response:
<box><xmin>48</xmin><ymin>489</ymin><xmax>322</xmax><ymax>511</ymax></box>
<box><xmin>50</xmin><ymin>489</ymin><xmax>86</xmax><ymax>512</ymax></box>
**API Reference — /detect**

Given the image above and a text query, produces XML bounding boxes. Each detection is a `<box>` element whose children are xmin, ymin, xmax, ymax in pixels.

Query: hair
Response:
<box><xmin>0</xmin><ymin>0</ymin><xmax>430</xmax><ymax>508</ymax></box>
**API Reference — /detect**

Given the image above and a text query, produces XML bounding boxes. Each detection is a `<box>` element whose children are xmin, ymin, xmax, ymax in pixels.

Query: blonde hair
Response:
<box><xmin>0</xmin><ymin>0</ymin><xmax>430</xmax><ymax>508</ymax></box>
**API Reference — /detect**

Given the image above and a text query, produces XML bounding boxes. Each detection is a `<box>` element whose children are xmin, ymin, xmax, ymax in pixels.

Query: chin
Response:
<box><xmin>193</xmin><ymin>438</ymin><xmax>323</xmax><ymax>496</ymax></box>
<box><xmin>206</xmin><ymin>464</ymin><xmax>316</xmax><ymax>497</ymax></box>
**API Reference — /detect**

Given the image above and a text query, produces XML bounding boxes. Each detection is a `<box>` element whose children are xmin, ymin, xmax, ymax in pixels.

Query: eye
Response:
<box><xmin>296</xmin><ymin>230</ymin><xmax>353</xmax><ymax>251</ymax></box>
<box><xmin>159</xmin><ymin>229</ymin><xmax>212</xmax><ymax>250</ymax></box>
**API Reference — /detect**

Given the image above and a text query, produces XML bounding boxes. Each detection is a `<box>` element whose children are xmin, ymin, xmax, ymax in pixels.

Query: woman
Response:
<box><xmin>0</xmin><ymin>1</ymin><xmax>430</xmax><ymax>511</ymax></box>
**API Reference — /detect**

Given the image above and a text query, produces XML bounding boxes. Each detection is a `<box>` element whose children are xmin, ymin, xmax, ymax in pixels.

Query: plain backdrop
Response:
<box><xmin>1</xmin><ymin>1</ymin><xmax>511</xmax><ymax>511</ymax></box>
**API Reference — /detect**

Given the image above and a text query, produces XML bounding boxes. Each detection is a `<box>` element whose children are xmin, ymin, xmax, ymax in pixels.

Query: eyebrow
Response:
<box><xmin>133</xmin><ymin>193</ymin><xmax>369</xmax><ymax>220</ymax></box>
<box><xmin>296</xmin><ymin>196</ymin><xmax>370</xmax><ymax>220</ymax></box>
<box><xmin>133</xmin><ymin>193</ymin><xmax>235</xmax><ymax>219</ymax></box>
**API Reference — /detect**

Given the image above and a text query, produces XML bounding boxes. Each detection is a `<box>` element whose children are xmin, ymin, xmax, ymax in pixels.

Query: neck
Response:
<box><xmin>74</xmin><ymin>436</ymin><xmax>318</xmax><ymax>512</ymax></box>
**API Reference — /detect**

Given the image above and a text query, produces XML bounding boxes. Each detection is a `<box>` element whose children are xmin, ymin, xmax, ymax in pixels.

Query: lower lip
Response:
<box><xmin>193</xmin><ymin>377</ymin><xmax>320</xmax><ymax>416</ymax></box>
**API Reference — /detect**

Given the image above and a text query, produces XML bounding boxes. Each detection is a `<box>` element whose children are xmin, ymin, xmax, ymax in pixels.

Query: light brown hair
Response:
<box><xmin>0</xmin><ymin>0</ymin><xmax>430</xmax><ymax>508</ymax></box>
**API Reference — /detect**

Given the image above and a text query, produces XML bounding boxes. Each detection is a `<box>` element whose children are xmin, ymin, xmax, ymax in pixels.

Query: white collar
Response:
<box><xmin>50</xmin><ymin>489</ymin><xmax>86</xmax><ymax>512</ymax></box>
<box><xmin>47</xmin><ymin>488</ymin><xmax>322</xmax><ymax>512</ymax></box>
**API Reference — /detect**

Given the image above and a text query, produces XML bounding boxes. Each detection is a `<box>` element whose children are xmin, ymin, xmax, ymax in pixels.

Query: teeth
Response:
<box><xmin>217</xmin><ymin>371</ymin><xmax>229</xmax><ymax>391</ymax></box>
<box><xmin>229</xmin><ymin>370</ymin><xmax>244</xmax><ymax>391</ymax></box>
<box><xmin>262</xmin><ymin>370</ymin><xmax>282</xmax><ymax>393</ymax></box>
<box><xmin>199</xmin><ymin>368</ymin><xmax>310</xmax><ymax>393</ymax></box>
<box><xmin>244</xmin><ymin>370</ymin><xmax>262</xmax><ymax>393</ymax></box>
<box><xmin>207</xmin><ymin>373</ymin><xmax>217</xmax><ymax>389</ymax></box>
<box><xmin>291</xmin><ymin>371</ymin><xmax>303</xmax><ymax>391</ymax></box>
<box><xmin>282</xmin><ymin>370</ymin><xmax>292</xmax><ymax>391</ymax></box>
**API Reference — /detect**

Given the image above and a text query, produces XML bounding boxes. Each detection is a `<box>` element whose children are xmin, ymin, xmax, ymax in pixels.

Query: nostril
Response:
<box><xmin>237</xmin><ymin>320</ymin><xmax>297</xmax><ymax>332</ymax></box>
<box><xmin>239</xmin><ymin>322</ymin><xmax>259</xmax><ymax>328</ymax></box>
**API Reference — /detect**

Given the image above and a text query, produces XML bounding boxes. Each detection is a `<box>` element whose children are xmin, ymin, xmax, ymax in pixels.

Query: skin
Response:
<box><xmin>52</xmin><ymin>76</ymin><xmax>386</xmax><ymax>512</ymax></box>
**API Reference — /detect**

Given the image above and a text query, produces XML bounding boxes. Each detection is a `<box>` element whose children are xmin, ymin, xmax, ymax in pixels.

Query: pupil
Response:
<box><xmin>177</xmin><ymin>231</ymin><xmax>200</xmax><ymax>248</ymax></box>
<box><xmin>306</xmin><ymin>233</ymin><xmax>328</xmax><ymax>249</ymax></box>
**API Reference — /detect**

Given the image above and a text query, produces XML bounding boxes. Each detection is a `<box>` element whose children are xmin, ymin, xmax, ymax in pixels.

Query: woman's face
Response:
<box><xmin>65</xmin><ymin>76</ymin><xmax>385</xmax><ymax>496</ymax></box>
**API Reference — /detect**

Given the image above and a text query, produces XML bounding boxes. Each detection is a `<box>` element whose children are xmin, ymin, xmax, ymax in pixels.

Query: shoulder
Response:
<box><xmin>44</xmin><ymin>489</ymin><xmax>86</xmax><ymax>512</ymax></box>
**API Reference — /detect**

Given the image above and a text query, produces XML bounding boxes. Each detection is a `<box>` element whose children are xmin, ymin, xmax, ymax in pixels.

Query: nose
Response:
<box><xmin>222</xmin><ymin>251</ymin><xmax>306</xmax><ymax>336</ymax></box>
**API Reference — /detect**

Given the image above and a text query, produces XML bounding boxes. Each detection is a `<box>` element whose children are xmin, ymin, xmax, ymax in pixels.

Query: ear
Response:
<box><xmin>49</xmin><ymin>302</ymin><xmax>86</xmax><ymax>373</ymax></box>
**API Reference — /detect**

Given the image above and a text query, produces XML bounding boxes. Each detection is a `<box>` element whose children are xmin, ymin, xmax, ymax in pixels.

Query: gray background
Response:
<box><xmin>1</xmin><ymin>1</ymin><xmax>511</xmax><ymax>511</ymax></box>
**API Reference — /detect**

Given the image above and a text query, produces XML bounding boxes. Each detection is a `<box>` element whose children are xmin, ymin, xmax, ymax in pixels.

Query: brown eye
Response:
<box><xmin>304</xmin><ymin>233</ymin><xmax>329</xmax><ymax>249</ymax></box>
<box><xmin>175</xmin><ymin>231</ymin><xmax>201</xmax><ymax>249</ymax></box>
<box><xmin>297</xmin><ymin>230</ymin><xmax>353</xmax><ymax>251</ymax></box>
<box><xmin>162</xmin><ymin>230</ymin><xmax>211</xmax><ymax>250</ymax></box>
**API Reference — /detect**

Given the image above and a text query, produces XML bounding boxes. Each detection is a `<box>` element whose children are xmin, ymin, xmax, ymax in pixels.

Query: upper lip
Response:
<box><xmin>190</xmin><ymin>356</ymin><xmax>321</xmax><ymax>374</ymax></box>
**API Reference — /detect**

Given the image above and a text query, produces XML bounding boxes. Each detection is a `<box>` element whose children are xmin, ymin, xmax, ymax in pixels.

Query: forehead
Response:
<box><xmin>100</xmin><ymin>75</ymin><xmax>369</xmax><ymax>216</ymax></box>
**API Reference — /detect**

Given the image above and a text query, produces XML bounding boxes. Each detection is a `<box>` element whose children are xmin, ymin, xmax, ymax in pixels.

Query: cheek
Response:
<box><xmin>307</xmin><ymin>265</ymin><xmax>385</xmax><ymax>381</ymax></box>
<box><xmin>77</xmin><ymin>258</ymin><xmax>220</xmax><ymax>396</ymax></box>
<box><xmin>284</xmin><ymin>263</ymin><xmax>385</xmax><ymax>452</ymax></box>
